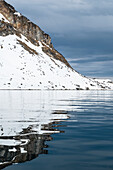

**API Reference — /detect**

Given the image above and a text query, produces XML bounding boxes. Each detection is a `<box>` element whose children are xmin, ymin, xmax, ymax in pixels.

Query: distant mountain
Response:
<box><xmin>0</xmin><ymin>0</ymin><xmax>113</xmax><ymax>90</ymax></box>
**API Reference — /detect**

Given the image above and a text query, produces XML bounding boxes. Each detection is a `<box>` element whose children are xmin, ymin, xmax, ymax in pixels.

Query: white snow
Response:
<box><xmin>0</xmin><ymin>34</ymin><xmax>113</xmax><ymax>90</ymax></box>
<box><xmin>14</xmin><ymin>12</ymin><xmax>21</xmax><ymax>17</ymax></box>
<box><xmin>0</xmin><ymin>13</ymin><xmax>9</xmax><ymax>23</ymax></box>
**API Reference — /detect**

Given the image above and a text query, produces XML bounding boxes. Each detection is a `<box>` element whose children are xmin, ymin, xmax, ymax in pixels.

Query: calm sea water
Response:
<box><xmin>0</xmin><ymin>91</ymin><xmax>113</xmax><ymax>170</ymax></box>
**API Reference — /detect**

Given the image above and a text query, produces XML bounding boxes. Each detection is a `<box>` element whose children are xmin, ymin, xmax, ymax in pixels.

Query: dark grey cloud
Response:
<box><xmin>6</xmin><ymin>0</ymin><xmax>113</xmax><ymax>80</ymax></box>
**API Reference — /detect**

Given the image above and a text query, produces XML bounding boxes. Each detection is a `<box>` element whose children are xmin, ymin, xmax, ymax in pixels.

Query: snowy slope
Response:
<box><xmin>0</xmin><ymin>34</ymin><xmax>113</xmax><ymax>90</ymax></box>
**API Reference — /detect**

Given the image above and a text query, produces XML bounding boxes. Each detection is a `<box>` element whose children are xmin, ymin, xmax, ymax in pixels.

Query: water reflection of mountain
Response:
<box><xmin>0</xmin><ymin>134</ymin><xmax>49</xmax><ymax>169</ymax></box>
<box><xmin>0</xmin><ymin>112</ymin><xmax>68</xmax><ymax>169</ymax></box>
<box><xmin>0</xmin><ymin>91</ymin><xmax>112</xmax><ymax>170</ymax></box>
<box><xmin>0</xmin><ymin>91</ymin><xmax>71</xmax><ymax>169</ymax></box>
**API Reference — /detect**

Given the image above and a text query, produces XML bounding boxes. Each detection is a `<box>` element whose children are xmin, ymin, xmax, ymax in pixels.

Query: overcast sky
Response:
<box><xmin>6</xmin><ymin>0</ymin><xmax>113</xmax><ymax>80</ymax></box>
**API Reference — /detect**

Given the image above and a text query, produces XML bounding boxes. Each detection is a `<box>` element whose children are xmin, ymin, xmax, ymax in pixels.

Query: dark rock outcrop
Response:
<box><xmin>0</xmin><ymin>20</ymin><xmax>15</xmax><ymax>36</ymax></box>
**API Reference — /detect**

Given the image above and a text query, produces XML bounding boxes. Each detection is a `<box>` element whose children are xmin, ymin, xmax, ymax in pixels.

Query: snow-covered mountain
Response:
<box><xmin>0</xmin><ymin>0</ymin><xmax>113</xmax><ymax>90</ymax></box>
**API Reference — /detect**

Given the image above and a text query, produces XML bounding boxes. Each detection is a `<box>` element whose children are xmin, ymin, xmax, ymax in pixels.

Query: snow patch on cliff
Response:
<box><xmin>0</xmin><ymin>13</ymin><xmax>9</xmax><ymax>23</ymax></box>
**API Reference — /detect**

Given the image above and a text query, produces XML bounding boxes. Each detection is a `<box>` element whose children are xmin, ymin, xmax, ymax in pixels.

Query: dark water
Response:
<box><xmin>0</xmin><ymin>91</ymin><xmax>113</xmax><ymax>170</ymax></box>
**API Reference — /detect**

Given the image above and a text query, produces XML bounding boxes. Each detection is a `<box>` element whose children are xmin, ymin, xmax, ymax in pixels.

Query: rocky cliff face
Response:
<box><xmin>0</xmin><ymin>0</ymin><xmax>71</xmax><ymax>68</ymax></box>
<box><xmin>0</xmin><ymin>19</ymin><xmax>16</xmax><ymax>36</ymax></box>
<box><xmin>0</xmin><ymin>0</ymin><xmax>51</xmax><ymax>44</ymax></box>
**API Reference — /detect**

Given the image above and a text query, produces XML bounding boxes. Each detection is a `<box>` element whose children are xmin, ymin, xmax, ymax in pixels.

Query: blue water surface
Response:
<box><xmin>0</xmin><ymin>91</ymin><xmax>113</xmax><ymax>170</ymax></box>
